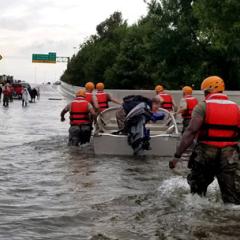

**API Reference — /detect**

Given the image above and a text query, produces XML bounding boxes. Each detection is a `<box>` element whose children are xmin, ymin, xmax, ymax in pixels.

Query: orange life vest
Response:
<box><xmin>96</xmin><ymin>91</ymin><xmax>109</xmax><ymax>112</ymax></box>
<box><xmin>159</xmin><ymin>92</ymin><xmax>173</xmax><ymax>111</ymax></box>
<box><xmin>198</xmin><ymin>93</ymin><xmax>240</xmax><ymax>148</ymax></box>
<box><xmin>182</xmin><ymin>95</ymin><xmax>198</xmax><ymax>119</ymax></box>
<box><xmin>70</xmin><ymin>97</ymin><xmax>91</xmax><ymax>125</ymax></box>
<box><xmin>85</xmin><ymin>92</ymin><xmax>93</xmax><ymax>103</ymax></box>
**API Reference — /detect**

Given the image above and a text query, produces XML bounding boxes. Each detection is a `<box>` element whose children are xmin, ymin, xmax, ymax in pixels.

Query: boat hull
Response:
<box><xmin>93</xmin><ymin>133</ymin><xmax>179</xmax><ymax>156</ymax></box>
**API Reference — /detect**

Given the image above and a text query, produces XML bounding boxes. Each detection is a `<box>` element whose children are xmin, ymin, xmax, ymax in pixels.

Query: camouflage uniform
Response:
<box><xmin>62</xmin><ymin>102</ymin><xmax>93</xmax><ymax>146</ymax></box>
<box><xmin>68</xmin><ymin>124</ymin><xmax>92</xmax><ymax>146</ymax></box>
<box><xmin>187</xmin><ymin>102</ymin><xmax>240</xmax><ymax>204</ymax></box>
<box><xmin>182</xmin><ymin>118</ymin><xmax>191</xmax><ymax>134</ymax></box>
<box><xmin>179</xmin><ymin>97</ymin><xmax>192</xmax><ymax>134</ymax></box>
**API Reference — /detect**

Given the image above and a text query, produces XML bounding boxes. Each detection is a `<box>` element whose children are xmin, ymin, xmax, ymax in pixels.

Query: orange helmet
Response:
<box><xmin>182</xmin><ymin>86</ymin><xmax>193</xmax><ymax>95</ymax></box>
<box><xmin>201</xmin><ymin>76</ymin><xmax>225</xmax><ymax>93</ymax></box>
<box><xmin>155</xmin><ymin>85</ymin><xmax>164</xmax><ymax>93</ymax></box>
<box><xmin>76</xmin><ymin>89</ymin><xmax>86</xmax><ymax>97</ymax></box>
<box><xmin>96</xmin><ymin>82</ymin><xmax>105</xmax><ymax>91</ymax></box>
<box><xmin>85</xmin><ymin>82</ymin><xmax>95</xmax><ymax>91</ymax></box>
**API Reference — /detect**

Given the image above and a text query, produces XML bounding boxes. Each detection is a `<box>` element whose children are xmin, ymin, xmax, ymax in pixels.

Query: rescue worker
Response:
<box><xmin>84</xmin><ymin>82</ymin><xmax>99</xmax><ymax>110</ymax></box>
<box><xmin>155</xmin><ymin>85</ymin><xmax>177</xmax><ymax>112</ymax></box>
<box><xmin>95</xmin><ymin>82</ymin><xmax>121</xmax><ymax>112</ymax></box>
<box><xmin>3</xmin><ymin>85</ymin><xmax>10</xmax><ymax>107</ymax></box>
<box><xmin>60</xmin><ymin>89</ymin><xmax>96</xmax><ymax>146</ymax></box>
<box><xmin>169</xmin><ymin>76</ymin><xmax>240</xmax><ymax>204</ymax></box>
<box><xmin>177</xmin><ymin>86</ymin><xmax>198</xmax><ymax>133</ymax></box>
<box><xmin>9</xmin><ymin>85</ymin><xmax>14</xmax><ymax>102</ymax></box>
<box><xmin>22</xmin><ymin>87</ymin><xmax>29</xmax><ymax>107</ymax></box>
<box><xmin>0</xmin><ymin>85</ymin><xmax>2</xmax><ymax>102</ymax></box>
<box><xmin>30</xmin><ymin>88</ymin><xmax>38</xmax><ymax>103</ymax></box>
<box><xmin>37</xmin><ymin>87</ymin><xmax>40</xmax><ymax>100</ymax></box>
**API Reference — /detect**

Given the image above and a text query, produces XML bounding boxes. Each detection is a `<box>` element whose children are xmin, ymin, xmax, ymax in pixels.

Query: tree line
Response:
<box><xmin>61</xmin><ymin>0</ymin><xmax>240</xmax><ymax>90</ymax></box>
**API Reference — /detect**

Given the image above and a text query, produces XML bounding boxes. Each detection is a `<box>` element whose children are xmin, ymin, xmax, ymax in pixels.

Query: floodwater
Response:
<box><xmin>0</xmin><ymin>85</ymin><xmax>240</xmax><ymax>240</ymax></box>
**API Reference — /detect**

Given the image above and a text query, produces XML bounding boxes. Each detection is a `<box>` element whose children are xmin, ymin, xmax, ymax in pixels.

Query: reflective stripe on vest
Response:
<box><xmin>159</xmin><ymin>93</ymin><xmax>173</xmax><ymax>111</ymax></box>
<box><xmin>182</xmin><ymin>95</ymin><xmax>198</xmax><ymax>119</ymax></box>
<box><xmin>198</xmin><ymin>93</ymin><xmax>240</xmax><ymax>147</ymax></box>
<box><xmin>85</xmin><ymin>92</ymin><xmax>93</xmax><ymax>103</ymax></box>
<box><xmin>96</xmin><ymin>91</ymin><xmax>109</xmax><ymax>112</ymax></box>
<box><xmin>70</xmin><ymin>98</ymin><xmax>90</xmax><ymax>125</ymax></box>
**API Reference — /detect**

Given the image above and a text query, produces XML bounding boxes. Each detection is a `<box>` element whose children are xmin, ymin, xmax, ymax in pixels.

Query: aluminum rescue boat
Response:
<box><xmin>93</xmin><ymin>107</ymin><xmax>180</xmax><ymax>156</ymax></box>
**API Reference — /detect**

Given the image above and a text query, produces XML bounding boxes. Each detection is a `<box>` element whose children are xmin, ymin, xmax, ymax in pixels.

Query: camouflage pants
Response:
<box><xmin>182</xmin><ymin>118</ymin><xmax>191</xmax><ymax>134</ymax></box>
<box><xmin>68</xmin><ymin>124</ymin><xmax>92</xmax><ymax>146</ymax></box>
<box><xmin>187</xmin><ymin>143</ymin><xmax>240</xmax><ymax>204</ymax></box>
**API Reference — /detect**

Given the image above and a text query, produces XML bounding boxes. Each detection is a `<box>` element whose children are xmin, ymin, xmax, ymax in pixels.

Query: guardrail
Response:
<box><xmin>60</xmin><ymin>81</ymin><xmax>240</xmax><ymax>104</ymax></box>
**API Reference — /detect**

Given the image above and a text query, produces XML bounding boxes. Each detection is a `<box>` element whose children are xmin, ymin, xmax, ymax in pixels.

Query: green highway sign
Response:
<box><xmin>32</xmin><ymin>52</ymin><xmax>56</xmax><ymax>63</ymax></box>
<box><xmin>48</xmin><ymin>52</ymin><xmax>56</xmax><ymax>62</ymax></box>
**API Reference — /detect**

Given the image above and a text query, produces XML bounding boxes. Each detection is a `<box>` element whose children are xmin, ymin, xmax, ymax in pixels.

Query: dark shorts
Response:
<box><xmin>187</xmin><ymin>143</ymin><xmax>240</xmax><ymax>204</ymax></box>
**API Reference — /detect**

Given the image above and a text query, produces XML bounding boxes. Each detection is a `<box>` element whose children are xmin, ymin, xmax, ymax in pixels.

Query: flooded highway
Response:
<box><xmin>0</xmin><ymin>85</ymin><xmax>240</xmax><ymax>240</ymax></box>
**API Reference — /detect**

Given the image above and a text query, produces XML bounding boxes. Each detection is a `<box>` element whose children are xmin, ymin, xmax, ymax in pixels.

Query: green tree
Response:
<box><xmin>146</xmin><ymin>0</ymin><xmax>203</xmax><ymax>89</ymax></box>
<box><xmin>61</xmin><ymin>12</ymin><xmax>127</xmax><ymax>86</ymax></box>
<box><xmin>105</xmin><ymin>19</ymin><xmax>155</xmax><ymax>89</ymax></box>
<box><xmin>61</xmin><ymin>0</ymin><xmax>240</xmax><ymax>90</ymax></box>
<box><xmin>193</xmin><ymin>0</ymin><xmax>240</xmax><ymax>89</ymax></box>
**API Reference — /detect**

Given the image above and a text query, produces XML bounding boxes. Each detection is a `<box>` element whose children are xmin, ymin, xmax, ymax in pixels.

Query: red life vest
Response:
<box><xmin>198</xmin><ymin>93</ymin><xmax>240</xmax><ymax>148</ymax></box>
<box><xmin>3</xmin><ymin>88</ymin><xmax>11</xmax><ymax>96</ymax></box>
<box><xmin>96</xmin><ymin>91</ymin><xmax>109</xmax><ymax>112</ymax></box>
<box><xmin>70</xmin><ymin>97</ymin><xmax>91</xmax><ymax>125</ymax></box>
<box><xmin>182</xmin><ymin>95</ymin><xmax>198</xmax><ymax>119</ymax></box>
<box><xmin>159</xmin><ymin>92</ymin><xmax>173</xmax><ymax>111</ymax></box>
<box><xmin>85</xmin><ymin>92</ymin><xmax>93</xmax><ymax>103</ymax></box>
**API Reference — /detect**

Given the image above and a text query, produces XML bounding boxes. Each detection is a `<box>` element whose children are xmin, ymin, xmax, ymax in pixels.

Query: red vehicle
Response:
<box><xmin>12</xmin><ymin>83</ymin><xmax>23</xmax><ymax>99</ymax></box>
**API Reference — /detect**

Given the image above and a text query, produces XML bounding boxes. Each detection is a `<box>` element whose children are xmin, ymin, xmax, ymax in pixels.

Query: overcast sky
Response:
<box><xmin>0</xmin><ymin>0</ymin><xmax>147</xmax><ymax>83</ymax></box>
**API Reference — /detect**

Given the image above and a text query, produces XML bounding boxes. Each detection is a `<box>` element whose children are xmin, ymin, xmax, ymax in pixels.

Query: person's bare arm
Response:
<box><xmin>156</xmin><ymin>95</ymin><xmax>164</xmax><ymax>105</ymax></box>
<box><xmin>169</xmin><ymin>102</ymin><xmax>205</xmax><ymax>169</ymax></box>
<box><xmin>175</xmin><ymin>116</ymin><xmax>204</xmax><ymax>156</ymax></box>
<box><xmin>92</xmin><ymin>95</ymin><xmax>99</xmax><ymax>111</ymax></box>
<box><xmin>172</xmin><ymin>99</ymin><xmax>178</xmax><ymax>112</ymax></box>
<box><xmin>177</xmin><ymin>108</ymin><xmax>185</xmax><ymax>115</ymax></box>
<box><xmin>60</xmin><ymin>104</ymin><xmax>70</xmax><ymax>121</ymax></box>
<box><xmin>177</xmin><ymin>98</ymin><xmax>187</xmax><ymax>115</ymax></box>
<box><xmin>89</xmin><ymin>107</ymin><xmax>97</xmax><ymax>123</ymax></box>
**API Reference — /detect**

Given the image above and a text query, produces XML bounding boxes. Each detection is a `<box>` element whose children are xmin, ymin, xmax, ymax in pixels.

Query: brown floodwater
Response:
<box><xmin>0</xmin><ymin>85</ymin><xmax>240</xmax><ymax>240</ymax></box>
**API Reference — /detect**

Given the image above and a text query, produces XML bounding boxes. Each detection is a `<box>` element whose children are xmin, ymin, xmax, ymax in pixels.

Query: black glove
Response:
<box><xmin>169</xmin><ymin>154</ymin><xmax>181</xmax><ymax>169</ymax></box>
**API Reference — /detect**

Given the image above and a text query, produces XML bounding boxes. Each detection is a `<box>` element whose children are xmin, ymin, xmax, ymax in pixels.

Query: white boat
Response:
<box><xmin>93</xmin><ymin>107</ymin><xmax>180</xmax><ymax>156</ymax></box>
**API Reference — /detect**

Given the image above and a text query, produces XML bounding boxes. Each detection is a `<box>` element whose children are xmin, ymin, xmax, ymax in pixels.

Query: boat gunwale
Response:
<box><xmin>94</xmin><ymin>132</ymin><xmax>180</xmax><ymax>138</ymax></box>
